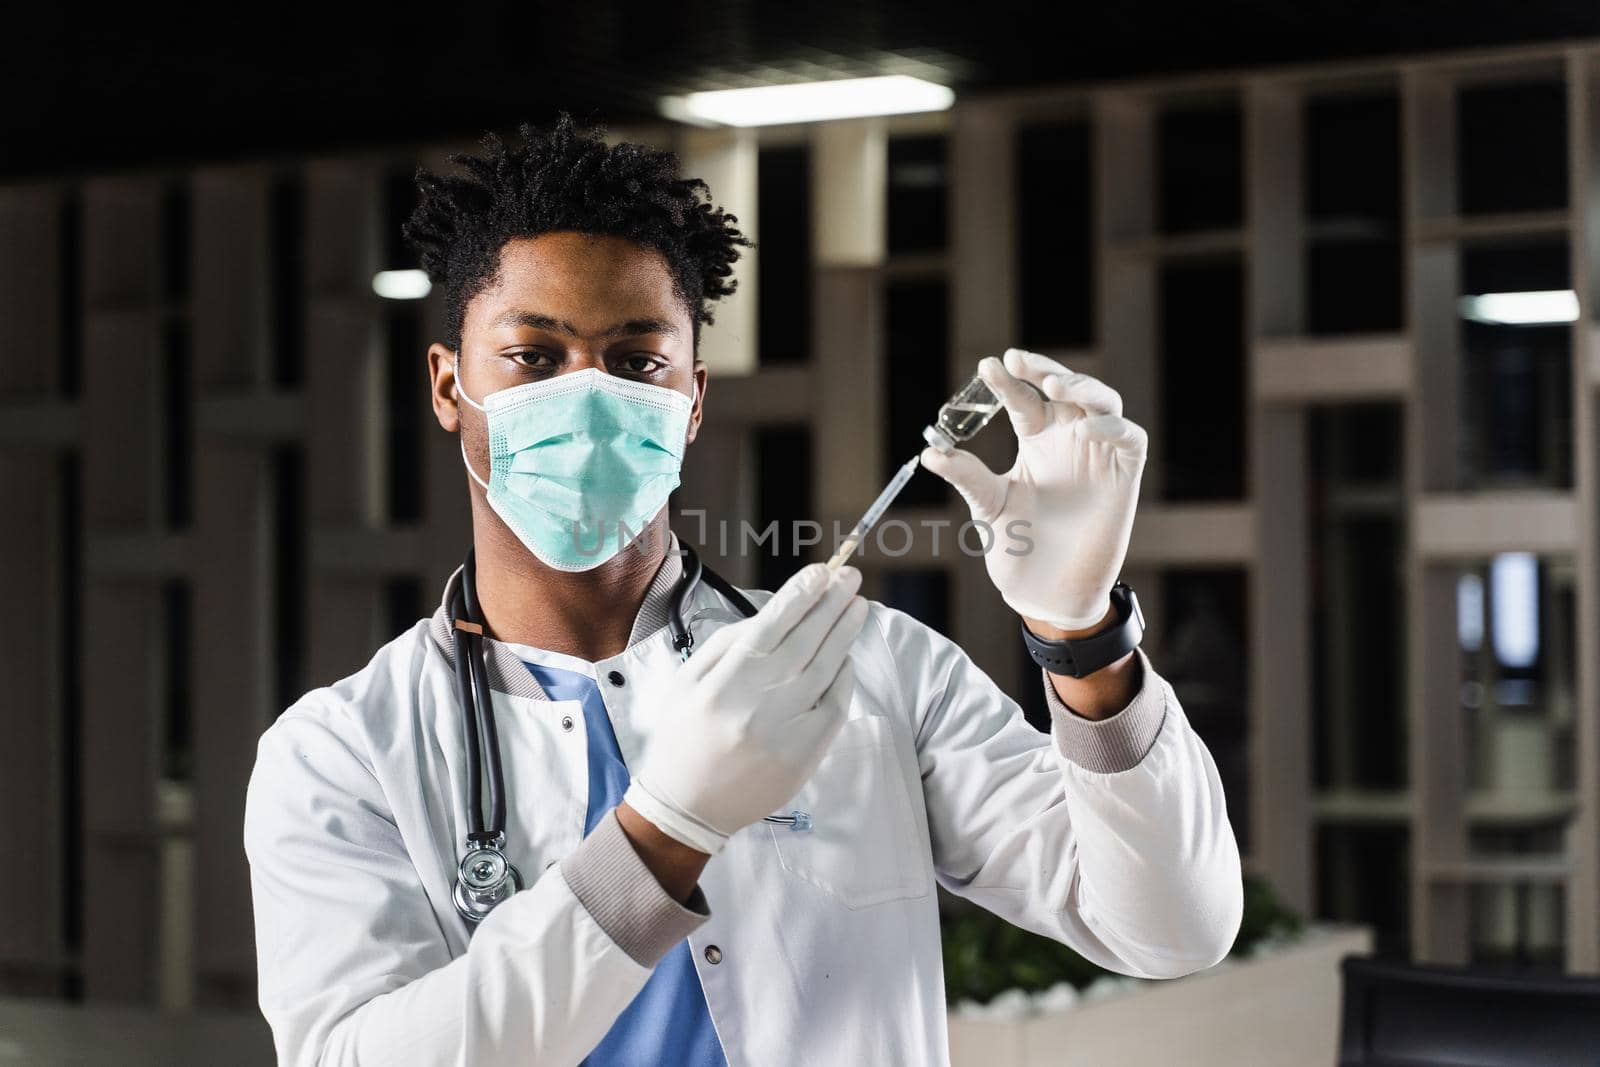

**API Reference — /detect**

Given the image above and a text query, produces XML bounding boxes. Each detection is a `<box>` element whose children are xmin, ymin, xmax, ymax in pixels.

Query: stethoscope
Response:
<box><xmin>449</xmin><ymin>542</ymin><xmax>807</xmax><ymax>925</ymax></box>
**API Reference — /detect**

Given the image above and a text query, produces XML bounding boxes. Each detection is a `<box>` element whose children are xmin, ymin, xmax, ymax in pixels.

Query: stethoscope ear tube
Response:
<box><xmin>699</xmin><ymin>561</ymin><xmax>760</xmax><ymax>619</ymax></box>
<box><xmin>667</xmin><ymin>546</ymin><xmax>703</xmax><ymax>660</ymax></box>
<box><xmin>667</xmin><ymin>545</ymin><xmax>760</xmax><ymax>660</ymax></box>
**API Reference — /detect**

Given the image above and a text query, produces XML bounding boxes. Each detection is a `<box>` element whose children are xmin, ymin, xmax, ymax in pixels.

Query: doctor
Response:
<box><xmin>243</xmin><ymin>113</ymin><xmax>1242</xmax><ymax>1067</ymax></box>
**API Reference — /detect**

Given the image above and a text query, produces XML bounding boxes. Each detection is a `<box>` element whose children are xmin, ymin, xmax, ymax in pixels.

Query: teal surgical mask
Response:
<box><xmin>456</xmin><ymin>361</ymin><xmax>695</xmax><ymax>571</ymax></box>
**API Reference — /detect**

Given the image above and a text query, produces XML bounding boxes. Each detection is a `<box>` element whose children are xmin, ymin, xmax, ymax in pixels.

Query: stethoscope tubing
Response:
<box><xmin>452</xmin><ymin>592</ymin><xmax>487</xmax><ymax>839</ymax></box>
<box><xmin>461</xmin><ymin>554</ymin><xmax>508</xmax><ymax>837</ymax></box>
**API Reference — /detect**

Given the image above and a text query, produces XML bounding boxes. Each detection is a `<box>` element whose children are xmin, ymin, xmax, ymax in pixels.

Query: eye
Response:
<box><xmin>509</xmin><ymin>349</ymin><xmax>558</xmax><ymax>369</ymax></box>
<box><xmin>619</xmin><ymin>353</ymin><xmax>666</xmax><ymax>375</ymax></box>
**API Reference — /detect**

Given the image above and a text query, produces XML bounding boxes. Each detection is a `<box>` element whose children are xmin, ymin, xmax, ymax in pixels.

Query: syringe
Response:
<box><xmin>826</xmin><ymin>455</ymin><xmax>921</xmax><ymax>571</ymax></box>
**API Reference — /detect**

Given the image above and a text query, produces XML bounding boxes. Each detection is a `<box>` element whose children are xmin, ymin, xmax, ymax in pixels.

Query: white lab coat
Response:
<box><xmin>243</xmin><ymin>569</ymin><xmax>1242</xmax><ymax>1067</ymax></box>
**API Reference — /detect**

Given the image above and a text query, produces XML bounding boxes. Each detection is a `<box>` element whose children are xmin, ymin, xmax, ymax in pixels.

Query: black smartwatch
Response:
<box><xmin>1020</xmin><ymin>582</ymin><xmax>1145</xmax><ymax>678</ymax></box>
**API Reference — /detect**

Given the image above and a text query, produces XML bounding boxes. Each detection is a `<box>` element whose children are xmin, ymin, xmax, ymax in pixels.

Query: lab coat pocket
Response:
<box><xmin>768</xmin><ymin>715</ymin><xmax>929</xmax><ymax>909</ymax></box>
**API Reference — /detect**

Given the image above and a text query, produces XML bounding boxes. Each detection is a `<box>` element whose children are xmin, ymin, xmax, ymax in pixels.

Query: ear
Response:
<box><xmin>686</xmin><ymin>360</ymin><xmax>708</xmax><ymax>446</ymax></box>
<box><xmin>428</xmin><ymin>342</ymin><xmax>461</xmax><ymax>433</ymax></box>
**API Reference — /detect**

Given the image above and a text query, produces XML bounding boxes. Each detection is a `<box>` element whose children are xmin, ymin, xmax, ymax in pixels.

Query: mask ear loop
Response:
<box><xmin>453</xmin><ymin>354</ymin><xmax>493</xmax><ymax>490</ymax></box>
<box><xmin>453</xmin><ymin>353</ymin><xmax>486</xmax><ymax>412</ymax></box>
<box><xmin>684</xmin><ymin>376</ymin><xmax>701</xmax><ymax>452</ymax></box>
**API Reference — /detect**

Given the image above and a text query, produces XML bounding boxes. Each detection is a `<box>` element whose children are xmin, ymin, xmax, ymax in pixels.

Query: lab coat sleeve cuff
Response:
<box><xmin>560</xmin><ymin>807</ymin><xmax>710</xmax><ymax>968</ymax></box>
<box><xmin>1044</xmin><ymin>646</ymin><xmax>1168</xmax><ymax>774</ymax></box>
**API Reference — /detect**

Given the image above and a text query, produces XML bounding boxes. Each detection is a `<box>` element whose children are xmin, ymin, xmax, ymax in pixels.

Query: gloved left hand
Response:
<box><xmin>921</xmin><ymin>348</ymin><xmax>1147</xmax><ymax>631</ymax></box>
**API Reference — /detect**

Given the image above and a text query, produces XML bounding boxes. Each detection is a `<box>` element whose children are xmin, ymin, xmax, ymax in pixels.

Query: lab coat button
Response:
<box><xmin>560</xmin><ymin>715</ymin><xmax>574</xmax><ymax>732</ymax></box>
<box><xmin>607</xmin><ymin>670</ymin><xmax>625</xmax><ymax>687</ymax></box>
<box><xmin>704</xmin><ymin>944</ymin><xmax>722</xmax><ymax>965</ymax></box>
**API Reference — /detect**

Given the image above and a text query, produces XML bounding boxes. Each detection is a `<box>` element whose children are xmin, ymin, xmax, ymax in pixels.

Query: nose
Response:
<box><xmin>563</xmin><ymin>350</ymin><xmax>609</xmax><ymax>374</ymax></box>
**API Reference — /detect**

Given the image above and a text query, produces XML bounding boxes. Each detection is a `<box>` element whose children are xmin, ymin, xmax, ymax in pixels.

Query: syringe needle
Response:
<box><xmin>826</xmin><ymin>455</ymin><xmax>921</xmax><ymax>571</ymax></box>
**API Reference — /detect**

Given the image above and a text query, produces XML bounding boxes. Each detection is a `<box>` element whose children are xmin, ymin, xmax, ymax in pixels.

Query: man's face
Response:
<box><xmin>429</xmin><ymin>231</ymin><xmax>705</xmax><ymax>455</ymax></box>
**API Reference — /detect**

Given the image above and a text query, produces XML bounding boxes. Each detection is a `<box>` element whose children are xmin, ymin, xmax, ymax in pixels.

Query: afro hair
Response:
<box><xmin>402</xmin><ymin>111</ymin><xmax>752</xmax><ymax>350</ymax></box>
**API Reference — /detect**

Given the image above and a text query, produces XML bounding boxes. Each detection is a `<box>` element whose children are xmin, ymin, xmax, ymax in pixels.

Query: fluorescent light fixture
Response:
<box><xmin>1490</xmin><ymin>552</ymin><xmax>1539</xmax><ymax>669</ymax></box>
<box><xmin>1458</xmin><ymin>289</ymin><xmax>1578</xmax><ymax>325</ymax></box>
<box><xmin>372</xmin><ymin>269</ymin><xmax>431</xmax><ymax>300</ymax></box>
<box><xmin>662</xmin><ymin>75</ymin><xmax>954</xmax><ymax>127</ymax></box>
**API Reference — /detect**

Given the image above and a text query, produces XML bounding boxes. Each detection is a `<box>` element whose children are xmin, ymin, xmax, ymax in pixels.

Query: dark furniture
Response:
<box><xmin>1339</xmin><ymin>955</ymin><xmax>1600</xmax><ymax>1066</ymax></box>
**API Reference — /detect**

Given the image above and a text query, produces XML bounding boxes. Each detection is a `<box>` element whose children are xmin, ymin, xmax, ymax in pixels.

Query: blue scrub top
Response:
<box><xmin>522</xmin><ymin>661</ymin><xmax>729</xmax><ymax>1067</ymax></box>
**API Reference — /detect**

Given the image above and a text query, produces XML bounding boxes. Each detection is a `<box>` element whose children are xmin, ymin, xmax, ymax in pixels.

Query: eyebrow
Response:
<box><xmin>491</xmin><ymin>310</ymin><xmax>680</xmax><ymax>340</ymax></box>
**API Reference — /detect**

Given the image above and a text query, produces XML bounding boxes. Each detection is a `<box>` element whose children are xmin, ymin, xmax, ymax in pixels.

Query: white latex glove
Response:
<box><xmin>921</xmin><ymin>349</ymin><xmax>1147</xmax><ymax>631</ymax></box>
<box><xmin>622</xmin><ymin>563</ymin><xmax>867</xmax><ymax>855</ymax></box>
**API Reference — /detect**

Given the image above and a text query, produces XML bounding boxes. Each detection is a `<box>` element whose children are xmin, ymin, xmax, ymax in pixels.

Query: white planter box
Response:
<box><xmin>947</xmin><ymin>926</ymin><xmax>1373</xmax><ymax>1067</ymax></box>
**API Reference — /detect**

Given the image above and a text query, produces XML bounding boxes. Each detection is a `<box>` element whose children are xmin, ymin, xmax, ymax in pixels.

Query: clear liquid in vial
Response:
<box><xmin>935</xmin><ymin>399</ymin><xmax>1002</xmax><ymax>443</ymax></box>
<box><xmin>924</xmin><ymin>370</ymin><xmax>1008</xmax><ymax>452</ymax></box>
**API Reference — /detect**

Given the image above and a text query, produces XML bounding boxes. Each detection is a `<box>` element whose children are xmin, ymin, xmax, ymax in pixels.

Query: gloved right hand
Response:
<box><xmin>622</xmin><ymin>563</ymin><xmax>867</xmax><ymax>856</ymax></box>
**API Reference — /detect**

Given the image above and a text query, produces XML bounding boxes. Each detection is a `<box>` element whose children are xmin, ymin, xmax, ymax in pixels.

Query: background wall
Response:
<box><xmin>4</xmin><ymin>25</ymin><xmax>1600</xmax><ymax>1017</ymax></box>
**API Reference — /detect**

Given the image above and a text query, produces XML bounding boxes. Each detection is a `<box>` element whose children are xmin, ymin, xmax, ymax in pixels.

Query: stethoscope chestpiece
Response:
<box><xmin>453</xmin><ymin>832</ymin><xmax>524</xmax><ymax>925</ymax></box>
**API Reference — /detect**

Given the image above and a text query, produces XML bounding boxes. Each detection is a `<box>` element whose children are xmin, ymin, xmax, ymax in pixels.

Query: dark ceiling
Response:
<box><xmin>6</xmin><ymin>1</ymin><xmax>1600</xmax><ymax>180</ymax></box>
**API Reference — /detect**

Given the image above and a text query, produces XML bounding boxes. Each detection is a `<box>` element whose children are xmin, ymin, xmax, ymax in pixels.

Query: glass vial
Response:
<box><xmin>924</xmin><ymin>373</ymin><xmax>1003</xmax><ymax>452</ymax></box>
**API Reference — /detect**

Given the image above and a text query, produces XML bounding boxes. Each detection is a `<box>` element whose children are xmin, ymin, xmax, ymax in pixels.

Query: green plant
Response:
<box><xmin>1233</xmin><ymin>871</ymin><xmax>1304</xmax><ymax>950</ymax></box>
<box><xmin>941</xmin><ymin>874</ymin><xmax>1303</xmax><ymax>1005</ymax></box>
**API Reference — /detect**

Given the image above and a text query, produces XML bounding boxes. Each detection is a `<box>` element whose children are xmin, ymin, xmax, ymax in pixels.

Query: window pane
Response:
<box><xmin>161</xmin><ymin>181</ymin><xmax>191</xmax><ymax>303</ymax></box>
<box><xmin>1305</xmin><ymin>93</ymin><xmax>1402</xmax><ymax>335</ymax></box>
<box><xmin>884</xmin><ymin>279</ymin><xmax>951</xmax><ymax>509</ymax></box>
<box><xmin>1158</xmin><ymin>102</ymin><xmax>1243</xmax><ymax>235</ymax></box>
<box><xmin>1457</xmin><ymin>555</ymin><xmax>1577</xmax><ymax>809</ymax></box>
<box><xmin>58</xmin><ymin>191</ymin><xmax>83</xmax><ymax>397</ymax></box>
<box><xmin>272</xmin><ymin>446</ymin><xmax>307</xmax><ymax>716</ymax></box>
<box><xmin>1470</xmin><ymin>883</ymin><xmax>1564</xmax><ymax>971</ymax></box>
<box><xmin>1457</xmin><ymin>82</ymin><xmax>1567</xmax><ymax>216</ymax></box>
<box><xmin>269</xmin><ymin>176</ymin><xmax>307</xmax><ymax>388</ymax></box>
<box><xmin>161</xmin><ymin>316</ymin><xmax>192</xmax><ymax>529</ymax></box>
<box><xmin>1306</xmin><ymin>243</ymin><xmax>1403</xmax><ymax>335</ymax></box>
<box><xmin>385</xmin><ymin>305</ymin><xmax>423</xmax><ymax>522</ymax></box>
<box><xmin>384</xmin><ymin>576</ymin><xmax>424</xmax><ymax>637</ymax></box>
<box><xmin>383</xmin><ymin>167</ymin><xmax>421</xmax><ymax>270</ymax></box>
<box><xmin>1306</xmin><ymin>93</ymin><xmax>1402</xmax><ymax>224</ymax></box>
<box><xmin>1161</xmin><ymin>568</ymin><xmax>1250</xmax><ymax>852</ymax></box>
<box><xmin>1317</xmin><ymin>826</ymin><xmax>1411</xmax><ymax>958</ymax></box>
<box><xmin>886</xmin><ymin>135</ymin><xmax>947</xmax><ymax>255</ymax></box>
<box><xmin>59</xmin><ymin>455</ymin><xmax>84</xmax><ymax>960</ymax></box>
<box><xmin>161</xmin><ymin>580</ymin><xmax>192</xmax><ymax>782</ymax></box>
<box><xmin>1311</xmin><ymin>405</ymin><xmax>1407</xmax><ymax>791</ymax></box>
<box><xmin>1459</xmin><ymin>240</ymin><xmax>1572</xmax><ymax>490</ymax></box>
<box><xmin>1015</xmin><ymin>120</ymin><xmax>1092</xmax><ymax>348</ymax></box>
<box><xmin>754</xmin><ymin>425</ymin><xmax>813</xmax><ymax>591</ymax></box>
<box><xmin>1159</xmin><ymin>258</ymin><xmax>1245</xmax><ymax>500</ymax></box>
<box><xmin>758</xmin><ymin>144</ymin><xmax>812</xmax><ymax>365</ymax></box>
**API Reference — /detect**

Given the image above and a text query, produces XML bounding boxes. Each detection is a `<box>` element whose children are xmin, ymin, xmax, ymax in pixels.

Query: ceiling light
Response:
<box><xmin>1458</xmin><ymin>289</ymin><xmax>1578</xmax><ymax>325</ymax></box>
<box><xmin>661</xmin><ymin>75</ymin><xmax>955</xmax><ymax>128</ymax></box>
<box><xmin>1490</xmin><ymin>552</ymin><xmax>1539</xmax><ymax>670</ymax></box>
<box><xmin>1457</xmin><ymin>573</ymin><xmax>1483</xmax><ymax>652</ymax></box>
<box><xmin>373</xmin><ymin>269</ymin><xmax>431</xmax><ymax>300</ymax></box>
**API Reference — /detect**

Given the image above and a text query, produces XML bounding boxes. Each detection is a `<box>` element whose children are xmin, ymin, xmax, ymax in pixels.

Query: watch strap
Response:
<box><xmin>1020</xmin><ymin>582</ymin><xmax>1144</xmax><ymax>678</ymax></box>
